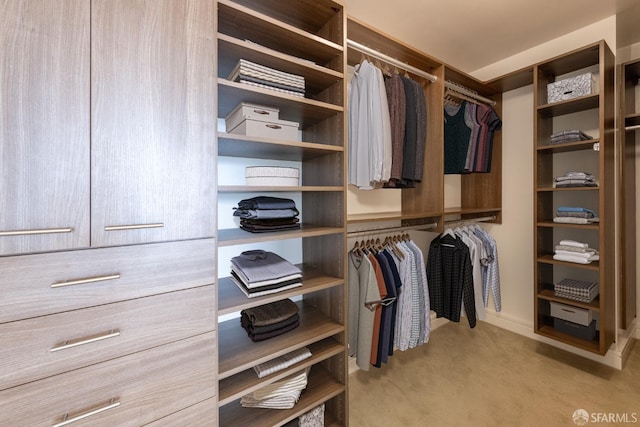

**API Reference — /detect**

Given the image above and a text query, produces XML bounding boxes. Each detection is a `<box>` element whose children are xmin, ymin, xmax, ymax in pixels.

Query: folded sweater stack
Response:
<box><xmin>553</xmin><ymin>206</ymin><xmax>599</xmax><ymax>224</ymax></box>
<box><xmin>229</xmin><ymin>59</ymin><xmax>305</xmax><ymax>98</ymax></box>
<box><xmin>231</xmin><ymin>250</ymin><xmax>302</xmax><ymax>298</ymax></box>
<box><xmin>233</xmin><ymin>196</ymin><xmax>300</xmax><ymax>233</ymax></box>
<box><xmin>549</xmin><ymin>129</ymin><xmax>593</xmax><ymax>145</ymax></box>
<box><xmin>552</xmin><ymin>240</ymin><xmax>599</xmax><ymax>264</ymax></box>
<box><xmin>241</xmin><ymin>369</ymin><xmax>309</xmax><ymax>409</ymax></box>
<box><xmin>240</xmin><ymin>298</ymin><xmax>300</xmax><ymax>342</ymax></box>
<box><xmin>554</xmin><ymin>171</ymin><xmax>597</xmax><ymax>188</ymax></box>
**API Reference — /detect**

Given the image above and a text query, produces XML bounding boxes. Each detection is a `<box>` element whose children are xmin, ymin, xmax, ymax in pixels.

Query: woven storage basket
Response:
<box><xmin>245</xmin><ymin>166</ymin><xmax>300</xmax><ymax>186</ymax></box>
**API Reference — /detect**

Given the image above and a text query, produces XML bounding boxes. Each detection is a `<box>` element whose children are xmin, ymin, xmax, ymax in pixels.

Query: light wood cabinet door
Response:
<box><xmin>91</xmin><ymin>0</ymin><xmax>215</xmax><ymax>247</ymax></box>
<box><xmin>0</xmin><ymin>0</ymin><xmax>90</xmax><ymax>255</ymax></box>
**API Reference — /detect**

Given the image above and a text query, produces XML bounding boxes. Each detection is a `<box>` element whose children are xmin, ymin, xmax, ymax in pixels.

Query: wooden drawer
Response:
<box><xmin>0</xmin><ymin>238</ymin><xmax>215</xmax><ymax>323</ymax></box>
<box><xmin>0</xmin><ymin>332</ymin><xmax>217</xmax><ymax>427</ymax></box>
<box><xmin>145</xmin><ymin>398</ymin><xmax>218</xmax><ymax>426</ymax></box>
<box><xmin>0</xmin><ymin>285</ymin><xmax>215</xmax><ymax>391</ymax></box>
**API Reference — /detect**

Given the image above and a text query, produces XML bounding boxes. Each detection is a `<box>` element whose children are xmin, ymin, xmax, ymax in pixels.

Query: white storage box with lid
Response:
<box><xmin>225</xmin><ymin>102</ymin><xmax>279</xmax><ymax>132</ymax></box>
<box><xmin>245</xmin><ymin>166</ymin><xmax>300</xmax><ymax>186</ymax></box>
<box><xmin>550</xmin><ymin>301</ymin><xmax>592</xmax><ymax>326</ymax></box>
<box><xmin>547</xmin><ymin>72</ymin><xmax>595</xmax><ymax>103</ymax></box>
<box><xmin>229</xmin><ymin>116</ymin><xmax>299</xmax><ymax>141</ymax></box>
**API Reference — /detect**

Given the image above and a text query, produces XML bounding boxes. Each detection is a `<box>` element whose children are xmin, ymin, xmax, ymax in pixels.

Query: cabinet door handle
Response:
<box><xmin>0</xmin><ymin>227</ymin><xmax>73</xmax><ymax>236</ymax></box>
<box><xmin>265</xmin><ymin>124</ymin><xmax>282</xmax><ymax>130</ymax></box>
<box><xmin>52</xmin><ymin>398</ymin><xmax>120</xmax><ymax>427</ymax></box>
<box><xmin>51</xmin><ymin>274</ymin><xmax>121</xmax><ymax>288</ymax></box>
<box><xmin>104</xmin><ymin>223</ymin><xmax>164</xmax><ymax>231</ymax></box>
<box><xmin>51</xmin><ymin>329</ymin><xmax>121</xmax><ymax>352</ymax></box>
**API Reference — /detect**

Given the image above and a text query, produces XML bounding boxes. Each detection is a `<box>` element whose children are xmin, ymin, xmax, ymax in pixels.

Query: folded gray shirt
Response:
<box><xmin>231</xmin><ymin>250</ymin><xmax>302</xmax><ymax>284</ymax></box>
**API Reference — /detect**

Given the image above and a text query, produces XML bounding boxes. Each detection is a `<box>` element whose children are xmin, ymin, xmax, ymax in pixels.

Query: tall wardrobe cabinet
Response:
<box><xmin>1</xmin><ymin>1</ymin><xmax>218</xmax><ymax>425</ymax></box>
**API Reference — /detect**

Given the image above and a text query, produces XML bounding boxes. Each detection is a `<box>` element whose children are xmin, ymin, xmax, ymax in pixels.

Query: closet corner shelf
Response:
<box><xmin>536</xmin><ymin>139</ymin><xmax>599</xmax><ymax>153</ymax></box>
<box><xmin>217</xmin><ymin>268</ymin><xmax>343</xmax><ymax>315</ymax></box>
<box><xmin>218</xmin><ymin>365</ymin><xmax>344</xmax><ymax>427</ymax></box>
<box><xmin>536</xmin><ymin>186</ymin><xmax>599</xmax><ymax>193</ymax></box>
<box><xmin>536</xmin><ymin>221</ymin><xmax>599</xmax><ymax>231</ymax></box>
<box><xmin>218</xmin><ymin>79</ymin><xmax>343</xmax><ymax>128</ymax></box>
<box><xmin>536</xmin><ymin>325</ymin><xmax>600</xmax><ymax>354</ymax></box>
<box><xmin>347</xmin><ymin>211</ymin><xmax>403</xmax><ymax>224</ymax></box>
<box><xmin>218</xmin><ymin>303</ymin><xmax>344</xmax><ymax>379</ymax></box>
<box><xmin>218</xmin><ymin>225</ymin><xmax>345</xmax><ymax>247</ymax></box>
<box><xmin>218</xmin><ymin>133</ymin><xmax>343</xmax><ymax>161</ymax></box>
<box><xmin>537</xmin><ymin>93</ymin><xmax>599</xmax><ymax>117</ymax></box>
<box><xmin>537</xmin><ymin>289</ymin><xmax>600</xmax><ymax>311</ymax></box>
<box><xmin>443</xmin><ymin>207</ymin><xmax>501</xmax><ymax>217</ymax></box>
<box><xmin>536</xmin><ymin>254</ymin><xmax>599</xmax><ymax>271</ymax></box>
<box><xmin>218</xmin><ymin>185</ymin><xmax>344</xmax><ymax>193</ymax></box>
<box><xmin>217</xmin><ymin>0</ymin><xmax>344</xmax><ymax>66</ymax></box>
<box><xmin>218</xmin><ymin>337</ymin><xmax>344</xmax><ymax>405</ymax></box>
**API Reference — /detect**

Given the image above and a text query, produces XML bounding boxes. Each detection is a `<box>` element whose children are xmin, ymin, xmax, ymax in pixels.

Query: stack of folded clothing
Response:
<box><xmin>240</xmin><ymin>298</ymin><xmax>300</xmax><ymax>342</ymax></box>
<box><xmin>554</xmin><ymin>278</ymin><xmax>599</xmax><ymax>303</ymax></box>
<box><xmin>233</xmin><ymin>196</ymin><xmax>300</xmax><ymax>233</ymax></box>
<box><xmin>231</xmin><ymin>250</ymin><xmax>302</xmax><ymax>298</ymax></box>
<box><xmin>553</xmin><ymin>206</ymin><xmax>599</xmax><ymax>224</ymax></box>
<box><xmin>549</xmin><ymin>129</ymin><xmax>593</xmax><ymax>145</ymax></box>
<box><xmin>240</xmin><ymin>369</ymin><xmax>309</xmax><ymax>409</ymax></box>
<box><xmin>253</xmin><ymin>347</ymin><xmax>312</xmax><ymax>378</ymax></box>
<box><xmin>229</xmin><ymin>59</ymin><xmax>305</xmax><ymax>98</ymax></box>
<box><xmin>553</xmin><ymin>240</ymin><xmax>599</xmax><ymax>264</ymax></box>
<box><xmin>554</xmin><ymin>171</ymin><xmax>597</xmax><ymax>188</ymax></box>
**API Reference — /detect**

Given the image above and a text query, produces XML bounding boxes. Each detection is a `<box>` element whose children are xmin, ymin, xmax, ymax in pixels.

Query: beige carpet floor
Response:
<box><xmin>348</xmin><ymin>321</ymin><xmax>639</xmax><ymax>427</ymax></box>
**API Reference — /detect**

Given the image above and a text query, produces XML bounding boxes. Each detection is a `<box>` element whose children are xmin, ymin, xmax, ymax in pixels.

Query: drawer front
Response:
<box><xmin>0</xmin><ymin>332</ymin><xmax>217</xmax><ymax>427</ymax></box>
<box><xmin>549</xmin><ymin>301</ymin><xmax>592</xmax><ymax>326</ymax></box>
<box><xmin>0</xmin><ymin>285</ymin><xmax>215</xmax><ymax>391</ymax></box>
<box><xmin>145</xmin><ymin>398</ymin><xmax>218</xmax><ymax>426</ymax></box>
<box><xmin>0</xmin><ymin>238</ymin><xmax>215</xmax><ymax>323</ymax></box>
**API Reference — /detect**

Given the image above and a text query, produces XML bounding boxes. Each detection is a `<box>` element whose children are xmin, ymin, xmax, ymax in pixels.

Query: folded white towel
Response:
<box><xmin>553</xmin><ymin>253</ymin><xmax>599</xmax><ymax>264</ymax></box>
<box><xmin>554</xmin><ymin>249</ymin><xmax>598</xmax><ymax>259</ymax></box>
<box><xmin>558</xmin><ymin>240</ymin><xmax>589</xmax><ymax>249</ymax></box>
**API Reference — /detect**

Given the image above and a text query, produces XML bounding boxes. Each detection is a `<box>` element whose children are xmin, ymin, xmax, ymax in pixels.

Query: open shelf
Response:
<box><xmin>536</xmin><ymin>139</ymin><xmax>599</xmax><ymax>153</ymax></box>
<box><xmin>536</xmin><ymin>254</ymin><xmax>599</xmax><ymax>271</ymax></box>
<box><xmin>218</xmin><ymin>226</ymin><xmax>344</xmax><ymax>247</ymax></box>
<box><xmin>218</xmin><ymin>303</ymin><xmax>344</xmax><ymax>379</ymax></box>
<box><xmin>218</xmin><ymin>267</ymin><xmax>343</xmax><ymax>315</ymax></box>
<box><xmin>536</xmin><ymin>324</ymin><xmax>600</xmax><ymax>354</ymax></box>
<box><xmin>218</xmin><ymin>337</ymin><xmax>344</xmax><ymax>405</ymax></box>
<box><xmin>218</xmin><ymin>0</ymin><xmax>343</xmax><ymax>68</ymax></box>
<box><xmin>219</xmin><ymin>186</ymin><xmax>343</xmax><ymax>193</ymax></box>
<box><xmin>218</xmin><ymin>365</ymin><xmax>345</xmax><ymax>427</ymax></box>
<box><xmin>537</xmin><ymin>289</ymin><xmax>600</xmax><ymax>311</ymax></box>
<box><xmin>537</xmin><ymin>93</ymin><xmax>599</xmax><ymax>117</ymax></box>
<box><xmin>218</xmin><ymin>133</ymin><xmax>343</xmax><ymax>160</ymax></box>
<box><xmin>536</xmin><ymin>221</ymin><xmax>599</xmax><ymax>231</ymax></box>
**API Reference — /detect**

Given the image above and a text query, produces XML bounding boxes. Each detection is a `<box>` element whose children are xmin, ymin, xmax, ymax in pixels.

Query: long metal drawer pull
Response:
<box><xmin>104</xmin><ymin>222</ymin><xmax>164</xmax><ymax>231</ymax></box>
<box><xmin>0</xmin><ymin>227</ymin><xmax>73</xmax><ymax>236</ymax></box>
<box><xmin>51</xmin><ymin>274</ymin><xmax>121</xmax><ymax>288</ymax></box>
<box><xmin>52</xmin><ymin>398</ymin><xmax>120</xmax><ymax>427</ymax></box>
<box><xmin>50</xmin><ymin>329</ymin><xmax>121</xmax><ymax>352</ymax></box>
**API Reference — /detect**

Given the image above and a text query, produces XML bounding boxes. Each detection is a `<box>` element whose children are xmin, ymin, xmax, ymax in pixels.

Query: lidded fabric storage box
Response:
<box><xmin>229</xmin><ymin>117</ymin><xmax>299</xmax><ymax>141</ymax></box>
<box><xmin>225</xmin><ymin>102</ymin><xmax>279</xmax><ymax>132</ymax></box>
<box><xmin>245</xmin><ymin>166</ymin><xmax>300</xmax><ymax>186</ymax></box>
<box><xmin>298</xmin><ymin>403</ymin><xmax>324</xmax><ymax>427</ymax></box>
<box><xmin>547</xmin><ymin>72</ymin><xmax>595</xmax><ymax>103</ymax></box>
<box><xmin>550</xmin><ymin>301</ymin><xmax>592</xmax><ymax>326</ymax></box>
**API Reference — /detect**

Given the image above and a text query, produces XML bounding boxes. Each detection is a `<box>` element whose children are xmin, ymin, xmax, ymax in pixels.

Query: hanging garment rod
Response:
<box><xmin>346</xmin><ymin>39</ymin><xmax>438</xmax><ymax>83</ymax></box>
<box><xmin>444</xmin><ymin>215</ymin><xmax>496</xmax><ymax>227</ymax></box>
<box><xmin>445</xmin><ymin>80</ymin><xmax>496</xmax><ymax>106</ymax></box>
<box><xmin>347</xmin><ymin>222</ymin><xmax>438</xmax><ymax>238</ymax></box>
<box><xmin>625</xmin><ymin>124</ymin><xmax>640</xmax><ymax>131</ymax></box>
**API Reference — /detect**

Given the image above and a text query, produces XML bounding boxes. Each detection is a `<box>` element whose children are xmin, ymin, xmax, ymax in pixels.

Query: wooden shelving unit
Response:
<box><xmin>215</xmin><ymin>0</ymin><xmax>348</xmax><ymax>425</ymax></box>
<box><xmin>619</xmin><ymin>58</ymin><xmax>639</xmax><ymax>330</ymax></box>
<box><xmin>533</xmin><ymin>41</ymin><xmax>615</xmax><ymax>355</ymax></box>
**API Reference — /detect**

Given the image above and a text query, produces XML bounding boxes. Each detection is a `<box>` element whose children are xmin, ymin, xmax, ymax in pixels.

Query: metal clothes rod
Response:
<box><xmin>444</xmin><ymin>215</ymin><xmax>496</xmax><ymax>226</ymax></box>
<box><xmin>445</xmin><ymin>81</ymin><xmax>496</xmax><ymax>106</ymax></box>
<box><xmin>346</xmin><ymin>39</ymin><xmax>438</xmax><ymax>83</ymax></box>
<box><xmin>625</xmin><ymin>124</ymin><xmax>640</xmax><ymax>131</ymax></box>
<box><xmin>347</xmin><ymin>222</ymin><xmax>438</xmax><ymax>238</ymax></box>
